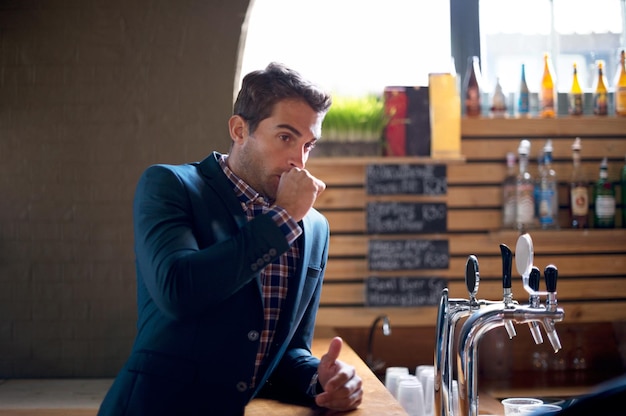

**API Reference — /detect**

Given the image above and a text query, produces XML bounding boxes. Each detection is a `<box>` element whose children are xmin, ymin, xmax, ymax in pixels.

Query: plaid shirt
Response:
<box><xmin>219</xmin><ymin>155</ymin><xmax>302</xmax><ymax>388</ymax></box>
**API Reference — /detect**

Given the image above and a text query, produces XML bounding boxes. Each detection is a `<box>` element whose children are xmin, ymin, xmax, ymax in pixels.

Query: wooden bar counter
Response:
<box><xmin>245</xmin><ymin>336</ymin><xmax>408</xmax><ymax>415</ymax></box>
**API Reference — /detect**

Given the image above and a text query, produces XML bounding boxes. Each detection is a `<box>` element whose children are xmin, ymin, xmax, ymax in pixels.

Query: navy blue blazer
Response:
<box><xmin>98</xmin><ymin>152</ymin><xmax>329</xmax><ymax>416</ymax></box>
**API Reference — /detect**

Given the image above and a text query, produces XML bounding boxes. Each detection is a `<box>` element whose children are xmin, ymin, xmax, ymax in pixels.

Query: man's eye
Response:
<box><xmin>305</xmin><ymin>142</ymin><xmax>317</xmax><ymax>150</ymax></box>
<box><xmin>279</xmin><ymin>134</ymin><xmax>291</xmax><ymax>142</ymax></box>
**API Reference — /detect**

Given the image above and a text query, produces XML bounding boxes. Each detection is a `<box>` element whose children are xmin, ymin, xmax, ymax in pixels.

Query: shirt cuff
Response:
<box><xmin>268</xmin><ymin>205</ymin><xmax>302</xmax><ymax>245</ymax></box>
<box><xmin>306</xmin><ymin>372</ymin><xmax>323</xmax><ymax>397</ymax></box>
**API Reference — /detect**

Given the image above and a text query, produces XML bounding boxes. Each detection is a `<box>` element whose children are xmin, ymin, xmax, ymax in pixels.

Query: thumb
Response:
<box><xmin>321</xmin><ymin>336</ymin><xmax>343</xmax><ymax>367</ymax></box>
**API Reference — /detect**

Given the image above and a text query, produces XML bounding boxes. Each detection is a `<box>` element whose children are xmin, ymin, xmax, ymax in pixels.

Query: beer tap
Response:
<box><xmin>515</xmin><ymin>234</ymin><xmax>561</xmax><ymax>351</ymax></box>
<box><xmin>434</xmin><ymin>255</ymin><xmax>481</xmax><ymax>416</ymax></box>
<box><xmin>456</xmin><ymin>234</ymin><xmax>565</xmax><ymax>416</ymax></box>
<box><xmin>542</xmin><ymin>264</ymin><xmax>562</xmax><ymax>352</ymax></box>
<box><xmin>527</xmin><ymin>266</ymin><xmax>544</xmax><ymax>344</ymax></box>
<box><xmin>435</xmin><ymin>251</ymin><xmax>521</xmax><ymax>416</ymax></box>
<box><xmin>500</xmin><ymin>244</ymin><xmax>517</xmax><ymax>339</ymax></box>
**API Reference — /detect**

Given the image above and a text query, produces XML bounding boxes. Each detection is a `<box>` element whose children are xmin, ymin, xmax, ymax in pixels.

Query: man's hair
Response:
<box><xmin>233</xmin><ymin>62</ymin><xmax>332</xmax><ymax>135</ymax></box>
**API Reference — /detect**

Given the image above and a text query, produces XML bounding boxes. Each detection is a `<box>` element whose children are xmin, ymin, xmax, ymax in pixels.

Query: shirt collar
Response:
<box><xmin>218</xmin><ymin>154</ymin><xmax>270</xmax><ymax>208</ymax></box>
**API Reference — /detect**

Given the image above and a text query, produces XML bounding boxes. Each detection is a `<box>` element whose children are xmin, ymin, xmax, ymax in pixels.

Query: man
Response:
<box><xmin>98</xmin><ymin>62</ymin><xmax>363</xmax><ymax>415</ymax></box>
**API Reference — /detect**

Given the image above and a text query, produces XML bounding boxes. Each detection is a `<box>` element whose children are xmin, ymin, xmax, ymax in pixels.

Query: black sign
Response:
<box><xmin>366</xmin><ymin>164</ymin><xmax>447</xmax><ymax>195</ymax></box>
<box><xmin>365</xmin><ymin>276</ymin><xmax>447</xmax><ymax>307</ymax></box>
<box><xmin>367</xmin><ymin>202</ymin><xmax>447</xmax><ymax>234</ymax></box>
<box><xmin>368</xmin><ymin>239</ymin><xmax>449</xmax><ymax>270</ymax></box>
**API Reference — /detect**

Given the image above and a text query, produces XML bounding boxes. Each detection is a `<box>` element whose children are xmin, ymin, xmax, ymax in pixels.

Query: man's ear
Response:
<box><xmin>228</xmin><ymin>115</ymin><xmax>247</xmax><ymax>143</ymax></box>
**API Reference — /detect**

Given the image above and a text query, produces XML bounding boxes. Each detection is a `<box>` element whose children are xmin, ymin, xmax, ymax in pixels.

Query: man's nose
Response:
<box><xmin>289</xmin><ymin>146</ymin><xmax>307</xmax><ymax>169</ymax></box>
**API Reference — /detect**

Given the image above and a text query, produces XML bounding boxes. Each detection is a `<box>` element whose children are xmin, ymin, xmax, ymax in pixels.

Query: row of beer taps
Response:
<box><xmin>433</xmin><ymin>233</ymin><xmax>565</xmax><ymax>416</ymax></box>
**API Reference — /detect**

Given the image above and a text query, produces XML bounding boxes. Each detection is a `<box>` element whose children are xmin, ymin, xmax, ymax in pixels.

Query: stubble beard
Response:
<box><xmin>237</xmin><ymin>143</ymin><xmax>277</xmax><ymax>201</ymax></box>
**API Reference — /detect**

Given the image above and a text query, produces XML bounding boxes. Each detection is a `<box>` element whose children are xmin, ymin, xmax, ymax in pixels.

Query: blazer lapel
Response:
<box><xmin>275</xmin><ymin>217</ymin><xmax>314</xmax><ymax>341</ymax></box>
<box><xmin>197</xmin><ymin>152</ymin><xmax>248</xmax><ymax>229</ymax></box>
<box><xmin>197</xmin><ymin>152</ymin><xmax>262</xmax><ymax>298</ymax></box>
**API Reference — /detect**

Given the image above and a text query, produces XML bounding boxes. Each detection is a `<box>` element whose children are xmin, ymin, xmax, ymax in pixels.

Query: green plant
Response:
<box><xmin>322</xmin><ymin>95</ymin><xmax>386</xmax><ymax>142</ymax></box>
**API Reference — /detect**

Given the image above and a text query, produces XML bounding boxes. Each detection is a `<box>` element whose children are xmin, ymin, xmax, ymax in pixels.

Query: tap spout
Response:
<box><xmin>366</xmin><ymin>314</ymin><xmax>391</xmax><ymax>372</ymax></box>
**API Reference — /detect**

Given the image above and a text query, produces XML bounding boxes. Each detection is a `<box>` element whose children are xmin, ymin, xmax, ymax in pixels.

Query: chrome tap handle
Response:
<box><xmin>527</xmin><ymin>266</ymin><xmax>544</xmax><ymax>344</ymax></box>
<box><xmin>500</xmin><ymin>244</ymin><xmax>516</xmax><ymax>339</ymax></box>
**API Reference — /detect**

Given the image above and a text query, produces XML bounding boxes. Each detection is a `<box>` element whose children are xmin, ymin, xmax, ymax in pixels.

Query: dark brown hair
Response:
<box><xmin>233</xmin><ymin>62</ymin><xmax>332</xmax><ymax>134</ymax></box>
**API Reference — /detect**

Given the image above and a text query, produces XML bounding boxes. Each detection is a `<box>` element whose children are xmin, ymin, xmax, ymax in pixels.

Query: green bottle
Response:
<box><xmin>593</xmin><ymin>157</ymin><xmax>615</xmax><ymax>228</ymax></box>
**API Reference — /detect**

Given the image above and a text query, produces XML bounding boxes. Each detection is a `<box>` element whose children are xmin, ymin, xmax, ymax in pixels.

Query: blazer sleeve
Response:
<box><xmin>133</xmin><ymin>164</ymin><xmax>291</xmax><ymax>319</ymax></box>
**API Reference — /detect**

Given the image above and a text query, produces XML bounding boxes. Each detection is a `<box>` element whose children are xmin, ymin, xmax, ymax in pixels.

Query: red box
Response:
<box><xmin>383</xmin><ymin>86</ymin><xmax>431</xmax><ymax>157</ymax></box>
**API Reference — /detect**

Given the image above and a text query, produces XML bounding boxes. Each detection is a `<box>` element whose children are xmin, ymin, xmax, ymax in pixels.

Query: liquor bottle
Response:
<box><xmin>537</xmin><ymin>140</ymin><xmax>559</xmax><ymax>229</ymax></box>
<box><xmin>540</xmin><ymin>53</ymin><xmax>557</xmax><ymax>118</ymax></box>
<box><xmin>615</xmin><ymin>49</ymin><xmax>626</xmax><ymax>116</ymax></box>
<box><xmin>534</xmin><ymin>146</ymin><xmax>544</xmax><ymax>222</ymax></box>
<box><xmin>516</xmin><ymin>139</ymin><xmax>536</xmax><ymax>231</ymax></box>
<box><xmin>502</xmin><ymin>152</ymin><xmax>517</xmax><ymax>228</ymax></box>
<box><xmin>464</xmin><ymin>56</ymin><xmax>483</xmax><ymax>117</ymax></box>
<box><xmin>568</xmin><ymin>62</ymin><xmax>584</xmax><ymax>116</ymax></box>
<box><xmin>593</xmin><ymin>157</ymin><xmax>615</xmax><ymax>228</ymax></box>
<box><xmin>490</xmin><ymin>77</ymin><xmax>507</xmax><ymax>118</ymax></box>
<box><xmin>570</xmin><ymin>138</ymin><xmax>589</xmax><ymax>229</ymax></box>
<box><xmin>518</xmin><ymin>63</ymin><xmax>530</xmax><ymax>118</ymax></box>
<box><xmin>621</xmin><ymin>155</ymin><xmax>626</xmax><ymax>228</ymax></box>
<box><xmin>593</xmin><ymin>60</ymin><xmax>609</xmax><ymax>116</ymax></box>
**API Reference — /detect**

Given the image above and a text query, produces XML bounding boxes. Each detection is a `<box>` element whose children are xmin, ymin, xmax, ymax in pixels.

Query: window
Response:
<box><xmin>237</xmin><ymin>0</ymin><xmax>626</xmax><ymax>109</ymax></box>
<box><xmin>237</xmin><ymin>0</ymin><xmax>452</xmax><ymax>97</ymax></box>
<box><xmin>480</xmin><ymin>0</ymin><xmax>626</xmax><ymax>94</ymax></box>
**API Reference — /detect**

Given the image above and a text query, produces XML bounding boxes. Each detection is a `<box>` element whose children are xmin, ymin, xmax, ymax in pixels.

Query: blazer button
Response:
<box><xmin>247</xmin><ymin>330</ymin><xmax>259</xmax><ymax>341</ymax></box>
<box><xmin>256</xmin><ymin>258</ymin><xmax>264</xmax><ymax>267</ymax></box>
<box><xmin>269</xmin><ymin>248</ymin><xmax>277</xmax><ymax>256</ymax></box>
<box><xmin>250</xmin><ymin>263</ymin><xmax>258</xmax><ymax>272</ymax></box>
<box><xmin>236</xmin><ymin>381</ymin><xmax>248</xmax><ymax>392</ymax></box>
<box><xmin>262</xmin><ymin>254</ymin><xmax>271</xmax><ymax>262</ymax></box>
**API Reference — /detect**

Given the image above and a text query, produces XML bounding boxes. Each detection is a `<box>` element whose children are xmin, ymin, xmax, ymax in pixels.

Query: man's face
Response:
<box><xmin>228</xmin><ymin>98</ymin><xmax>324</xmax><ymax>201</ymax></box>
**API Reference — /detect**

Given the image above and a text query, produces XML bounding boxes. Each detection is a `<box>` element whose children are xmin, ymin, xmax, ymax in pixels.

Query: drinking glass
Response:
<box><xmin>396</xmin><ymin>378</ymin><xmax>425</xmax><ymax>416</ymax></box>
<box><xmin>519</xmin><ymin>403</ymin><xmax>562</xmax><ymax>415</ymax></box>
<box><xmin>421</xmin><ymin>369</ymin><xmax>435</xmax><ymax>416</ymax></box>
<box><xmin>501</xmin><ymin>398</ymin><xmax>543</xmax><ymax>416</ymax></box>
<box><xmin>384</xmin><ymin>366</ymin><xmax>409</xmax><ymax>398</ymax></box>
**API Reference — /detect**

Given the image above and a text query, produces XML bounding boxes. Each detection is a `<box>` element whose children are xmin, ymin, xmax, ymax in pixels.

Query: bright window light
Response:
<box><xmin>237</xmin><ymin>0</ymin><xmax>451</xmax><ymax>97</ymax></box>
<box><xmin>480</xmin><ymin>0</ymin><xmax>625</xmax><ymax>93</ymax></box>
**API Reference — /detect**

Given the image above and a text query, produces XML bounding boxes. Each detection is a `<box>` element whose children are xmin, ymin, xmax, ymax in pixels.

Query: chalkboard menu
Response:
<box><xmin>366</xmin><ymin>164</ymin><xmax>447</xmax><ymax>195</ymax></box>
<box><xmin>367</xmin><ymin>202</ymin><xmax>447</xmax><ymax>234</ymax></box>
<box><xmin>368</xmin><ymin>239</ymin><xmax>449</xmax><ymax>270</ymax></box>
<box><xmin>365</xmin><ymin>276</ymin><xmax>447</xmax><ymax>307</ymax></box>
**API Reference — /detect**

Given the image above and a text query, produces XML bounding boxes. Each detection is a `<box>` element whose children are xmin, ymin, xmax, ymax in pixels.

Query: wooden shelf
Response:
<box><xmin>462</xmin><ymin>116</ymin><xmax>626</xmax><ymax>137</ymax></box>
<box><xmin>306</xmin><ymin>118</ymin><xmax>626</xmax><ymax>328</ymax></box>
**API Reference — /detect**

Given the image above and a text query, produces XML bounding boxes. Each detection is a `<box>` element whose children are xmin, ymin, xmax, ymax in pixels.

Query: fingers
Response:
<box><xmin>316</xmin><ymin>338</ymin><xmax>362</xmax><ymax>411</ymax></box>
<box><xmin>315</xmin><ymin>370</ymin><xmax>363</xmax><ymax>411</ymax></box>
<box><xmin>321</xmin><ymin>336</ymin><xmax>342</xmax><ymax>365</ymax></box>
<box><xmin>312</xmin><ymin>174</ymin><xmax>326</xmax><ymax>195</ymax></box>
<box><xmin>286</xmin><ymin>167</ymin><xmax>325</xmax><ymax>194</ymax></box>
<box><xmin>275</xmin><ymin>168</ymin><xmax>325</xmax><ymax>221</ymax></box>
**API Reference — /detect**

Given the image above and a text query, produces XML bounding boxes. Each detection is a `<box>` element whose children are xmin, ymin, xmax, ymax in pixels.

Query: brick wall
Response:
<box><xmin>0</xmin><ymin>0</ymin><xmax>249</xmax><ymax>377</ymax></box>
